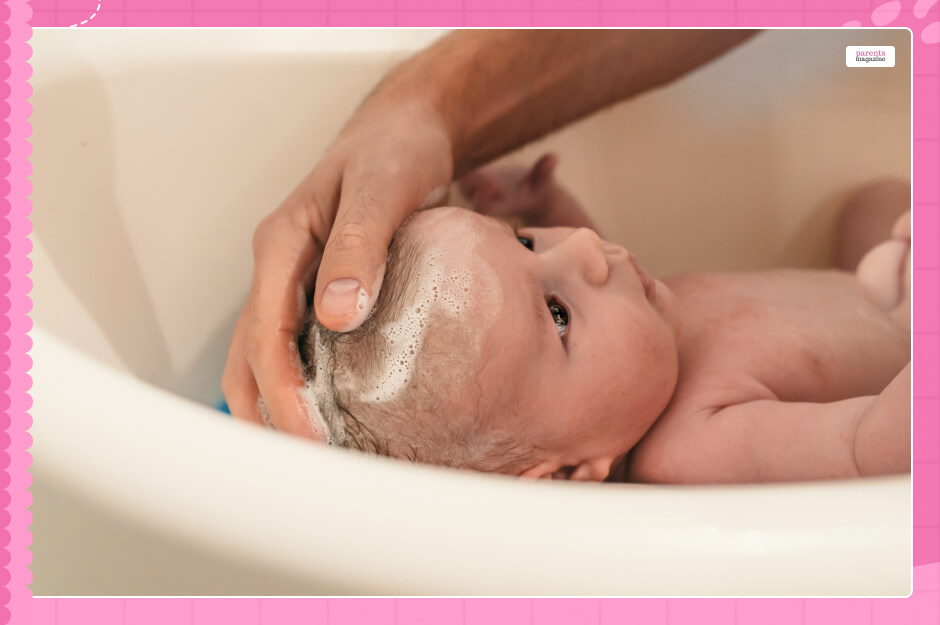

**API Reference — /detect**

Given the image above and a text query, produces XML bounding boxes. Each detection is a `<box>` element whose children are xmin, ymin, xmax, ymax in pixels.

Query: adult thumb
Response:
<box><xmin>314</xmin><ymin>180</ymin><xmax>413</xmax><ymax>332</ymax></box>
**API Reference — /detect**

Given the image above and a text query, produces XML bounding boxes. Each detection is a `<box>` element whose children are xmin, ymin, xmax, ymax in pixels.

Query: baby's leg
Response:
<box><xmin>835</xmin><ymin>178</ymin><xmax>911</xmax><ymax>271</ymax></box>
<box><xmin>854</xmin><ymin>217</ymin><xmax>911</xmax><ymax>337</ymax></box>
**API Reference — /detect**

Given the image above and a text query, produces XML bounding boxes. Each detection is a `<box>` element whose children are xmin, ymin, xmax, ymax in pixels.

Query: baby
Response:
<box><xmin>298</xmin><ymin>155</ymin><xmax>911</xmax><ymax>484</ymax></box>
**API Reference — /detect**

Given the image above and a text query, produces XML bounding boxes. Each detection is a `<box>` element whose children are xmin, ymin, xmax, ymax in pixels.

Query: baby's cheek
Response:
<box><xmin>628</xmin><ymin>320</ymin><xmax>681</xmax><ymax>416</ymax></box>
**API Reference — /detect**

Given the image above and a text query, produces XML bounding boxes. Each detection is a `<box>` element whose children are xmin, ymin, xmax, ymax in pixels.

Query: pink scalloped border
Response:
<box><xmin>1</xmin><ymin>1</ymin><xmax>31</xmax><ymax>624</ymax></box>
<box><xmin>1</xmin><ymin>0</ymin><xmax>30</xmax><ymax>622</ymax></box>
<box><xmin>6</xmin><ymin>1</ymin><xmax>940</xmax><ymax>624</ymax></box>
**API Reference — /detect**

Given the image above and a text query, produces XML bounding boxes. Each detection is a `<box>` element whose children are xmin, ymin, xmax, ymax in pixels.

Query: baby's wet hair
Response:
<box><xmin>298</xmin><ymin>215</ymin><xmax>534</xmax><ymax>473</ymax></box>
<box><xmin>298</xmin><ymin>232</ymin><xmax>420</xmax><ymax>454</ymax></box>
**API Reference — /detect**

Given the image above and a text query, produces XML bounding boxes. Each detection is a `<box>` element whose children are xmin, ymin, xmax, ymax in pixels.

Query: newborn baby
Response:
<box><xmin>298</xmin><ymin>157</ymin><xmax>911</xmax><ymax>483</ymax></box>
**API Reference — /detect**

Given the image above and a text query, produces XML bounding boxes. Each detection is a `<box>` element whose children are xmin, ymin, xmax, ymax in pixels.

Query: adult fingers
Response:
<box><xmin>243</xmin><ymin>203</ymin><xmax>326</xmax><ymax>440</ymax></box>
<box><xmin>314</xmin><ymin>166</ymin><xmax>424</xmax><ymax>332</ymax></box>
<box><xmin>222</xmin><ymin>307</ymin><xmax>263</xmax><ymax>425</ymax></box>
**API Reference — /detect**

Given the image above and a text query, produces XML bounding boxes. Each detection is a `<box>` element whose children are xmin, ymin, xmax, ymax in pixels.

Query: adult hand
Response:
<box><xmin>222</xmin><ymin>100</ymin><xmax>454</xmax><ymax>438</ymax></box>
<box><xmin>222</xmin><ymin>29</ymin><xmax>756</xmax><ymax>439</ymax></box>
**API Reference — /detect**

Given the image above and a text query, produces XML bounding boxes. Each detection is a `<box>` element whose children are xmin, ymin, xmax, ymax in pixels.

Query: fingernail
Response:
<box><xmin>321</xmin><ymin>278</ymin><xmax>363</xmax><ymax>316</ymax></box>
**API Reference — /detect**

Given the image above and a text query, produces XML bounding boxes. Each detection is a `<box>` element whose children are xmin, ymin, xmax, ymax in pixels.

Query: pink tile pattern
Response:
<box><xmin>4</xmin><ymin>0</ymin><xmax>940</xmax><ymax>624</ymax></box>
<box><xmin>3</xmin><ymin>2</ymin><xmax>31</xmax><ymax>625</ymax></box>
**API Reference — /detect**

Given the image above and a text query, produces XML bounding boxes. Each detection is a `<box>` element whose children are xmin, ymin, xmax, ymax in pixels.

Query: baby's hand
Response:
<box><xmin>459</xmin><ymin>153</ymin><xmax>559</xmax><ymax>223</ymax></box>
<box><xmin>854</xmin><ymin>363</ymin><xmax>911</xmax><ymax>477</ymax></box>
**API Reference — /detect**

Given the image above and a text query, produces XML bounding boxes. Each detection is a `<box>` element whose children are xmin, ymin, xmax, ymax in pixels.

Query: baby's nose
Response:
<box><xmin>560</xmin><ymin>228</ymin><xmax>609</xmax><ymax>286</ymax></box>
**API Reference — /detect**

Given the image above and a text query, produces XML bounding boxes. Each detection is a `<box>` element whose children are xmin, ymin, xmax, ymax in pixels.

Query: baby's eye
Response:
<box><xmin>517</xmin><ymin>235</ymin><xmax>534</xmax><ymax>251</ymax></box>
<box><xmin>548</xmin><ymin>299</ymin><xmax>569</xmax><ymax>339</ymax></box>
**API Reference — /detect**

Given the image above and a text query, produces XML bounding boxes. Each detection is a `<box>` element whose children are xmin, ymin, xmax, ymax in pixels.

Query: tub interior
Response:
<box><xmin>30</xmin><ymin>28</ymin><xmax>911</xmax><ymax>402</ymax></box>
<box><xmin>28</xmin><ymin>29</ymin><xmax>912</xmax><ymax>595</ymax></box>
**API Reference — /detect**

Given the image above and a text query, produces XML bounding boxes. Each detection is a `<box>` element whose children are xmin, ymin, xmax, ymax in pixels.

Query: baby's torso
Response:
<box><xmin>625</xmin><ymin>268</ymin><xmax>910</xmax><ymax>479</ymax></box>
<box><xmin>667</xmin><ymin>269</ymin><xmax>909</xmax><ymax>405</ymax></box>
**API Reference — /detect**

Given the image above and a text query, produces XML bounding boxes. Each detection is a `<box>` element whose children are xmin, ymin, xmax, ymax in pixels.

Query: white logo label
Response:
<box><xmin>846</xmin><ymin>46</ymin><xmax>896</xmax><ymax>67</ymax></box>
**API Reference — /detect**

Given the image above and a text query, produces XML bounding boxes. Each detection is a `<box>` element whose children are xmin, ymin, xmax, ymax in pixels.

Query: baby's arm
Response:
<box><xmin>854</xmin><ymin>363</ymin><xmax>910</xmax><ymax>476</ymax></box>
<box><xmin>635</xmin><ymin>371</ymin><xmax>911</xmax><ymax>483</ymax></box>
<box><xmin>459</xmin><ymin>153</ymin><xmax>602</xmax><ymax>233</ymax></box>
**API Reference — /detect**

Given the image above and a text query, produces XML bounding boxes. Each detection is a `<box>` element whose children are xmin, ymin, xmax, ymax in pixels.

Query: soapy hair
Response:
<box><xmin>298</xmin><ymin>220</ymin><xmax>533</xmax><ymax>473</ymax></box>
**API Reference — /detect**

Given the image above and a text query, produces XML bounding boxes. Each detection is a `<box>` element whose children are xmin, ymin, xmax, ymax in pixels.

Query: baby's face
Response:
<box><xmin>402</xmin><ymin>207</ymin><xmax>680</xmax><ymax>477</ymax></box>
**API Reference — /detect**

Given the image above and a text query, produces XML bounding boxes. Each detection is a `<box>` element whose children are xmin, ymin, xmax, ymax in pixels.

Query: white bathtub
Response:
<box><xmin>28</xmin><ymin>28</ymin><xmax>912</xmax><ymax>596</ymax></box>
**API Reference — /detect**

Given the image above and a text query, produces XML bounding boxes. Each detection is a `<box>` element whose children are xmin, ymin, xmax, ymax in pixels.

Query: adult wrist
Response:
<box><xmin>373</xmin><ymin>33</ymin><xmax>486</xmax><ymax>176</ymax></box>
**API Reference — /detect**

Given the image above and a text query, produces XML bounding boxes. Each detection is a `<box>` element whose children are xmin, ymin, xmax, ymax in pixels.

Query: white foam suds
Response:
<box><xmin>257</xmin><ymin>397</ymin><xmax>274</xmax><ymax>429</ymax></box>
<box><xmin>366</xmin><ymin>261</ymin><xmax>385</xmax><ymax>316</ymax></box>
<box><xmin>299</xmin><ymin>327</ymin><xmax>343</xmax><ymax>446</ymax></box>
<box><xmin>371</xmin><ymin>254</ymin><xmax>473</xmax><ymax>402</ymax></box>
<box><xmin>299</xmin><ymin>209</ymin><xmax>505</xmax><ymax>445</ymax></box>
<box><xmin>369</xmin><ymin>212</ymin><xmax>502</xmax><ymax>403</ymax></box>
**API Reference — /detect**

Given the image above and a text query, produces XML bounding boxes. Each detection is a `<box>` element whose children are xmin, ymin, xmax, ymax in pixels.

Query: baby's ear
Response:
<box><xmin>519</xmin><ymin>456</ymin><xmax>616</xmax><ymax>482</ymax></box>
<box><xmin>519</xmin><ymin>460</ymin><xmax>563</xmax><ymax>480</ymax></box>
<box><xmin>568</xmin><ymin>457</ymin><xmax>617</xmax><ymax>482</ymax></box>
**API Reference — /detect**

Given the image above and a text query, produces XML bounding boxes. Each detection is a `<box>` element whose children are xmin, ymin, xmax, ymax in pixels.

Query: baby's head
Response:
<box><xmin>301</xmin><ymin>207</ymin><xmax>680</xmax><ymax>480</ymax></box>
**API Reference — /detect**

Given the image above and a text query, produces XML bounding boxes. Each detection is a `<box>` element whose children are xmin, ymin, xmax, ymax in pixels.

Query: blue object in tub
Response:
<box><xmin>215</xmin><ymin>398</ymin><xmax>231</xmax><ymax>415</ymax></box>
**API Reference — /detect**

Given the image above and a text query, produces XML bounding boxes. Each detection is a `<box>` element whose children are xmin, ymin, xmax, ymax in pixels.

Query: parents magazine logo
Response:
<box><xmin>846</xmin><ymin>45</ymin><xmax>896</xmax><ymax>67</ymax></box>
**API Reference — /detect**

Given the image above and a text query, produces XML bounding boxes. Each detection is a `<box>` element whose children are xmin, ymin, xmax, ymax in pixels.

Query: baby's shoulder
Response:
<box><xmin>627</xmin><ymin>371</ymin><xmax>774</xmax><ymax>482</ymax></box>
<box><xmin>669</xmin><ymin>267</ymin><xmax>907</xmax><ymax>398</ymax></box>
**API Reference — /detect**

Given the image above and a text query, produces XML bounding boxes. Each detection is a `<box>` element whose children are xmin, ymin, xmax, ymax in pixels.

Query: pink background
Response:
<box><xmin>4</xmin><ymin>0</ymin><xmax>940</xmax><ymax>623</ymax></box>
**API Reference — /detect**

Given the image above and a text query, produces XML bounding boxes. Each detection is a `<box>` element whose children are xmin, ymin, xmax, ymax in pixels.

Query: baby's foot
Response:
<box><xmin>459</xmin><ymin>153</ymin><xmax>558</xmax><ymax>221</ymax></box>
<box><xmin>856</xmin><ymin>211</ymin><xmax>911</xmax><ymax>332</ymax></box>
<box><xmin>836</xmin><ymin>179</ymin><xmax>911</xmax><ymax>271</ymax></box>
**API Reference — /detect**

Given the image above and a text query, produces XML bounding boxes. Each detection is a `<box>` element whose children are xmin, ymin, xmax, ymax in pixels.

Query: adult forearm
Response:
<box><xmin>365</xmin><ymin>29</ymin><xmax>758</xmax><ymax>176</ymax></box>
